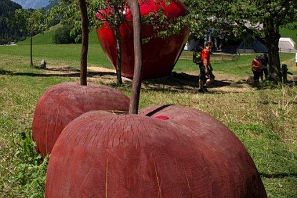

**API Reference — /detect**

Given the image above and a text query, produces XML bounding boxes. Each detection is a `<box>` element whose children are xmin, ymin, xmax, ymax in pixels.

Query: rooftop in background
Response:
<box><xmin>279</xmin><ymin>37</ymin><xmax>296</xmax><ymax>53</ymax></box>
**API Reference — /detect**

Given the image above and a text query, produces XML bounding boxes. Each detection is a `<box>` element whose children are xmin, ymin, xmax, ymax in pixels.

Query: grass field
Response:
<box><xmin>0</xmin><ymin>28</ymin><xmax>112</xmax><ymax>68</ymax></box>
<box><xmin>0</xmin><ymin>32</ymin><xmax>297</xmax><ymax>197</ymax></box>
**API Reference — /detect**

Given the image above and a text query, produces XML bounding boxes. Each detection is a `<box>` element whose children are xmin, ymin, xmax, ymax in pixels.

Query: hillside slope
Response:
<box><xmin>19</xmin><ymin>27</ymin><xmax>99</xmax><ymax>45</ymax></box>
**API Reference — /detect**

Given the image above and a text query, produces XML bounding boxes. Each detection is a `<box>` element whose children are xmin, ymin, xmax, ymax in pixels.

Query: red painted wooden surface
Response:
<box><xmin>96</xmin><ymin>0</ymin><xmax>189</xmax><ymax>79</ymax></box>
<box><xmin>46</xmin><ymin>106</ymin><xmax>266</xmax><ymax>197</ymax></box>
<box><xmin>32</xmin><ymin>82</ymin><xmax>129</xmax><ymax>156</ymax></box>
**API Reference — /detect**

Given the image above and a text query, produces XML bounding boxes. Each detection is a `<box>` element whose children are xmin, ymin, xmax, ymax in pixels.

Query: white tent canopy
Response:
<box><xmin>279</xmin><ymin>37</ymin><xmax>296</xmax><ymax>52</ymax></box>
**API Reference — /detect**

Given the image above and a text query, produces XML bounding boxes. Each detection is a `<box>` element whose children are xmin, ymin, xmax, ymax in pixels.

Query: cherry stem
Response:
<box><xmin>128</xmin><ymin>0</ymin><xmax>143</xmax><ymax>114</ymax></box>
<box><xmin>79</xmin><ymin>0</ymin><xmax>88</xmax><ymax>86</ymax></box>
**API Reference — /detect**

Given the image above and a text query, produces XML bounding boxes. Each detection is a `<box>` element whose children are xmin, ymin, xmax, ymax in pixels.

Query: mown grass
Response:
<box><xmin>1</xmin><ymin>44</ymin><xmax>297</xmax><ymax>197</ymax></box>
<box><xmin>0</xmin><ymin>42</ymin><xmax>295</xmax><ymax>80</ymax></box>
<box><xmin>0</xmin><ymin>43</ymin><xmax>112</xmax><ymax>68</ymax></box>
<box><xmin>0</xmin><ymin>28</ymin><xmax>112</xmax><ymax>69</ymax></box>
<box><xmin>1</xmin><ymin>25</ymin><xmax>295</xmax><ymax>78</ymax></box>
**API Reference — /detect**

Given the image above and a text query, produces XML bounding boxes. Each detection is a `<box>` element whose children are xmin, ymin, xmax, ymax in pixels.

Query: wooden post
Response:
<box><xmin>79</xmin><ymin>0</ymin><xmax>89</xmax><ymax>86</ymax></box>
<box><xmin>128</xmin><ymin>0</ymin><xmax>142</xmax><ymax>114</ymax></box>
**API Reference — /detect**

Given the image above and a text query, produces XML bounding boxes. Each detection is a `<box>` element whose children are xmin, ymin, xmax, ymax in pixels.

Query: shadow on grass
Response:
<box><xmin>249</xmin><ymin>78</ymin><xmax>297</xmax><ymax>90</ymax></box>
<box><xmin>0</xmin><ymin>68</ymin><xmax>115</xmax><ymax>78</ymax></box>
<box><xmin>0</xmin><ymin>68</ymin><xmax>14</xmax><ymax>75</ymax></box>
<box><xmin>1</xmin><ymin>68</ymin><xmax>249</xmax><ymax>94</ymax></box>
<box><xmin>142</xmin><ymin>72</ymin><xmax>245</xmax><ymax>94</ymax></box>
<box><xmin>45</xmin><ymin>66</ymin><xmax>80</xmax><ymax>72</ymax></box>
<box><xmin>260</xmin><ymin>172</ymin><xmax>297</xmax><ymax>179</ymax></box>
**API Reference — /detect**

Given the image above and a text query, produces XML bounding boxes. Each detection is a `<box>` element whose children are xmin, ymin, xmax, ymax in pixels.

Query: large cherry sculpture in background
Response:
<box><xmin>32</xmin><ymin>82</ymin><xmax>129</xmax><ymax>156</ymax></box>
<box><xmin>96</xmin><ymin>0</ymin><xmax>189</xmax><ymax>79</ymax></box>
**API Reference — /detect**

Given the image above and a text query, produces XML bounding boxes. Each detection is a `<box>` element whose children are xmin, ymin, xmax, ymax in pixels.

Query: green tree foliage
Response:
<box><xmin>0</xmin><ymin>0</ymin><xmax>23</xmax><ymax>44</ymax></box>
<box><xmin>47</xmin><ymin>0</ymin><xmax>80</xmax><ymax>42</ymax></box>
<box><xmin>47</xmin><ymin>0</ymin><xmax>100</xmax><ymax>43</ymax></box>
<box><xmin>184</xmin><ymin>0</ymin><xmax>297</xmax><ymax>81</ymax></box>
<box><xmin>26</xmin><ymin>9</ymin><xmax>47</xmax><ymax>37</ymax></box>
<box><xmin>53</xmin><ymin>24</ymin><xmax>77</xmax><ymax>44</ymax></box>
<box><xmin>0</xmin><ymin>0</ymin><xmax>22</xmax><ymax>14</ymax></box>
<box><xmin>230</xmin><ymin>0</ymin><xmax>297</xmax><ymax>80</ymax></box>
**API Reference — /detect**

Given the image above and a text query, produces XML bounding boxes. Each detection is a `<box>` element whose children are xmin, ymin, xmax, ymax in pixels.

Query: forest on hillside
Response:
<box><xmin>0</xmin><ymin>0</ymin><xmax>59</xmax><ymax>45</ymax></box>
<box><xmin>0</xmin><ymin>0</ymin><xmax>23</xmax><ymax>44</ymax></box>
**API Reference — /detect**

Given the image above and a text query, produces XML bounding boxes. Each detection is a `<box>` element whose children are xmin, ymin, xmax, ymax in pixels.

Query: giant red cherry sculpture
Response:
<box><xmin>96</xmin><ymin>0</ymin><xmax>189</xmax><ymax>79</ymax></box>
<box><xmin>45</xmin><ymin>106</ymin><xmax>266</xmax><ymax>197</ymax></box>
<box><xmin>32</xmin><ymin>82</ymin><xmax>129</xmax><ymax>156</ymax></box>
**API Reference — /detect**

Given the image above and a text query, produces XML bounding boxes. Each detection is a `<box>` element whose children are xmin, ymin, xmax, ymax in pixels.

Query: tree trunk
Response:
<box><xmin>114</xmin><ymin>28</ymin><xmax>123</xmax><ymax>84</ymax></box>
<box><xmin>263</xmin><ymin>18</ymin><xmax>281</xmax><ymax>81</ymax></box>
<box><xmin>267</xmin><ymin>41</ymin><xmax>281</xmax><ymax>80</ymax></box>
<box><xmin>128</xmin><ymin>0</ymin><xmax>142</xmax><ymax>114</ymax></box>
<box><xmin>30</xmin><ymin>36</ymin><xmax>33</xmax><ymax>67</ymax></box>
<box><xmin>79</xmin><ymin>0</ymin><xmax>89</xmax><ymax>86</ymax></box>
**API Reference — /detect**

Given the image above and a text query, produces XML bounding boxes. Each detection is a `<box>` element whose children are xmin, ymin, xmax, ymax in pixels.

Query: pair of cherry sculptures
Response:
<box><xmin>32</xmin><ymin>0</ymin><xmax>267</xmax><ymax>197</ymax></box>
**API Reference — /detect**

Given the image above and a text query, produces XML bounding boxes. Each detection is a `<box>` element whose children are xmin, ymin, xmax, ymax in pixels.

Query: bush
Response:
<box><xmin>53</xmin><ymin>25</ymin><xmax>76</xmax><ymax>44</ymax></box>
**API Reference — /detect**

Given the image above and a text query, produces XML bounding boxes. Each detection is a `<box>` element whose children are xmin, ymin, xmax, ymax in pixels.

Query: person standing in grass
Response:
<box><xmin>198</xmin><ymin>41</ymin><xmax>215</xmax><ymax>93</ymax></box>
<box><xmin>251</xmin><ymin>55</ymin><xmax>263</xmax><ymax>84</ymax></box>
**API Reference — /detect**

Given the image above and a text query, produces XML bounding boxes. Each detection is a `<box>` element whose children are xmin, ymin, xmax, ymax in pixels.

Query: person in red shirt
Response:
<box><xmin>198</xmin><ymin>41</ymin><xmax>215</xmax><ymax>92</ymax></box>
<box><xmin>251</xmin><ymin>56</ymin><xmax>263</xmax><ymax>84</ymax></box>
